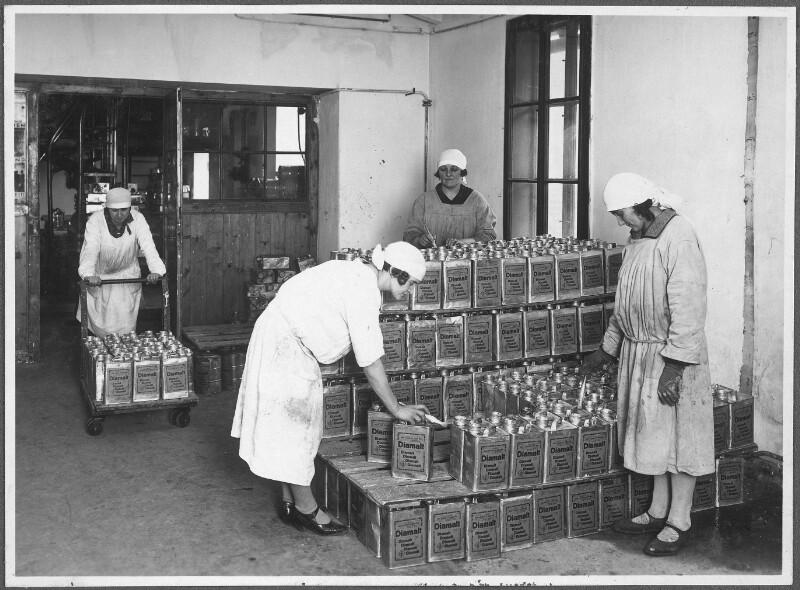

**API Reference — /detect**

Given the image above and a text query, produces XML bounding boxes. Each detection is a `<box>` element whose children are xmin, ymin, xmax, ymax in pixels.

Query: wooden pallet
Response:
<box><xmin>182</xmin><ymin>322</ymin><xmax>255</xmax><ymax>351</ymax></box>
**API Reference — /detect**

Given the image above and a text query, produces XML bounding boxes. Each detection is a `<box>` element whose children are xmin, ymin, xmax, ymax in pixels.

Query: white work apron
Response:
<box><xmin>231</xmin><ymin>306</ymin><xmax>324</xmax><ymax>486</ymax></box>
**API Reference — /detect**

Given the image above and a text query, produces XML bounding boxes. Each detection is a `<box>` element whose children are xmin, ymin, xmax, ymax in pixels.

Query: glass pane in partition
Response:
<box><xmin>548</xmin><ymin>103</ymin><xmax>579</xmax><ymax>180</ymax></box>
<box><xmin>222</xmin><ymin>104</ymin><xmax>265</xmax><ymax>153</ymax></box>
<box><xmin>273</xmin><ymin>106</ymin><xmax>307</xmax><ymax>152</ymax></box>
<box><xmin>182</xmin><ymin>102</ymin><xmax>221</xmax><ymax>152</ymax></box>
<box><xmin>513</xmin><ymin>28</ymin><xmax>540</xmax><ymax>103</ymax></box>
<box><xmin>548</xmin><ymin>21</ymin><xmax>581</xmax><ymax>99</ymax></box>
<box><xmin>547</xmin><ymin>183</ymin><xmax>577</xmax><ymax>238</ymax></box>
<box><xmin>511</xmin><ymin>106</ymin><xmax>538</xmax><ymax>180</ymax></box>
<box><xmin>275</xmin><ymin>160</ymin><xmax>307</xmax><ymax>201</ymax></box>
<box><xmin>510</xmin><ymin>182</ymin><xmax>537</xmax><ymax>239</ymax></box>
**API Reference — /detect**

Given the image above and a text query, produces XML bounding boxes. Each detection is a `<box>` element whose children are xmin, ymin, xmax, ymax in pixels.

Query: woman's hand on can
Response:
<box><xmin>394</xmin><ymin>404</ymin><xmax>428</xmax><ymax>424</ymax></box>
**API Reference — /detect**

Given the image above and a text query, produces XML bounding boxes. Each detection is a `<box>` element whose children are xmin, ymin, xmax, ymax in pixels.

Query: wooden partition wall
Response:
<box><xmin>181</xmin><ymin>208</ymin><xmax>314</xmax><ymax>326</ymax></box>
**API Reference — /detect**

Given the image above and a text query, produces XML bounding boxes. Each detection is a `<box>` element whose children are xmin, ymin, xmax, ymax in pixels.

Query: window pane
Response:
<box><xmin>548</xmin><ymin>22</ymin><xmax>581</xmax><ymax>99</ymax></box>
<box><xmin>547</xmin><ymin>183</ymin><xmax>577</xmax><ymax>238</ymax></box>
<box><xmin>182</xmin><ymin>102</ymin><xmax>221</xmax><ymax>151</ymax></box>
<box><xmin>221</xmin><ymin>104</ymin><xmax>265</xmax><ymax>153</ymax></box>
<box><xmin>513</xmin><ymin>28</ymin><xmax>540</xmax><ymax>103</ymax></box>
<box><xmin>273</xmin><ymin>106</ymin><xmax>306</xmax><ymax>152</ymax></box>
<box><xmin>510</xmin><ymin>182</ymin><xmax>537</xmax><ymax>238</ymax></box>
<box><xmin>548</xmin><ymin>103</ymin><xmax>579</xmax><ymax>180</ymax></box>
<box><xmin>511</xmin><ymin>106</ymin><xmax>538</xmax><ymax>179</ymax></box>
<box><xmin>276</xmin><ymin>163</ymin><xmax>306</xmax><ymax>201</ymax></box>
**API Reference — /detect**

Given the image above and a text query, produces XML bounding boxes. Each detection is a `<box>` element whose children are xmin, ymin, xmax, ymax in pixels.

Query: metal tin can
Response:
<box><xmin>494</xmin><ymin>310</ymin><xmax>524</xmax><ymax>362</ymax></box>
<box><xmin>322</xmin><ymin>381</ymin><xmax>352</xmax><ymax>438</ymax></box>
<box><xmin>132</xmin><ymin>353</ymin><xmax>161</xmax><ymax>402</ymax></box>
<box><xmin>473</xmin><ymin>255</ymin><xmax>502</xmax><ymax>308</ymax></box>
<box><xmin>442</xmin><ymin>257</ymin><xmax>472</xmax><ymax>309</ymax></box>
<box><xmin>412</xmin><ymin>258</ymin><xmax>443</xmax><ymax>310</ymax></box>
<box><xmin>104</xmin><ymin>355</ymin><xmax>134</xmax><ymax>405</ymax></box>
<box><xmin>524</xmin><ymin>307</ymin><xmax>551</xmax><ymax>358</ymax></box>
<box><xmin>692</xmin><ymin>472</ymin><xmax>717</xmax><ymax>512</ymax></box>
<box><xmin>501</xmin><ymin>252</ymin><xmax>528</xmax><ymax>305</ymax></box>
<box><xmin>628</xmin><ymin>472</ymin><xmax>654</xmax><ymax>517</ymax></box>
<box><xmin>436</xmin><ymin>314</ymin><xmax>465</xmax><ymax>367</ymax></box>
<box><xmin>461</xmin><ymin>429</ymin><xmax>510</xmax><ymax>491</ymax></box>
<box><xmin>380</xmin><ymin>317</ymin><xmax>407</xmax><ymax>372</ymax></box>
<box><xmin>527</xmin><ymin>251</ymin><xmax>556</xmax><ymax>303</ymax></box>
<box><xmin>533</xmin><ymin>486</ymin><xmax>565</xmax><ymax>543</ymax></box>
<box><xmin>598</xmin><ymin>475</ymin><xmax>629</xmax><ymax>530</ymax></box>
<box><xmin>366</xmin><ymin>405</ymin><xmax>394</xmax><ymax>464</ymax></box>
<box><xmin>540</xmin><ymin>416</ymin><xmax>578</xmax><ymax>483</ymax></box>
<box><xmin>442</xmin><ymin>370</ymin><xmax>474</xmax><ymax>422</ymax></box>
<box><xmin>391</xmin><ymin>421</ymin><xmax>435</xmax><ymax>481</ymax></box>
<box><xmin>502</xmin><ymin>422</ymin><xmax>545</xmax><ymax>488</ymax></box>
<box><xmin>406</xmin><ymin>316</ymin><xmax>437</xmax><ymax>371</ymax></box>
<box><xmin>381</xmin><ymin>504</ymin><xmax>427</xmax><ymax>569</ymax></box>
<box><xmin>500</xmin><ymin>492</ymin><xmax>534</xmax><ymax>552</ymax></box>
<box><xmin>449</xmin><ymin>418</ymin><xmax>469</xmax><ymax>482</ymax></box>
<box><xmin>414</xmin><ymin>373</ymin><xmax>443</xmax><ymax>422</ymax></box>
<box><xmin>566</xmin><ymin>480</ymin><xmax>600</xmax><ymax>538</ymax></box>
<box><xmin>351</xmin><ymin>382</ymin><xmax>375</xmax><ymax>436</ymax></box>
<box><xmin>550</xmin><ymin>304</ymin><xmax>579</xmax><ymax>356</ymax></box>
<box><xmin>727</xmin><ymin>391</ymin><xmax>754</xmax><ymax>448</ymax></box>
<box><xmin>554</xmin><ymin>248</ymin><xmax>581</xmax><ymax>300</ymax></box>
<box><xmin>603</xmin><ymin>243</ymin><xmax>625</xmax><ymax>293</ymax></box>
<box><xmin>579</xmin><ymin>247</ymin><xmax>605</xmax><ymax>297</ymax></box>
<box><xmin>465</xmin><ymin>498</ymin><xmax>501</xmax><ymax>561</ymax></box>
<box><xmin>716</xmin><ymin>457</ymin><xmax>745</xmax><ymax>507</ymax></box>
<box><xmin>576</xmin><ymin>420</ymin><xmax>610</xmax><ymax>477</ymax></box>
<box><xmin>389</xmin><ymin>376</ymin><xmax>415</xmax><ymax>406</ymax></box>
<box><xmin>427</xmin><ymin>500</ymin><xmax>467</xmax><ymax>562</ymax></box>
<box><xmin>464</xmin><ymin>312</ymin><xmax>494</xmax><ymax>364</ymax></box>
<box><xmin>577</xmin><ymin>303</ymin><xmax>605</xmax><ymax>353</ymax></box>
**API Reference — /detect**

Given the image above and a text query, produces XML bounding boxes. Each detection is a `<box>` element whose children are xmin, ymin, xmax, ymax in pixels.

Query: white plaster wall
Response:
<box><xmin>15</xmin><ymin>14</ymin><xmax>428</xmax><ymax>90</ymax></box>
<box><xmin>590</xmin><ymin>16</ymin><xmax>749</xmax><ymax>396</ymax></box>
<box><xmin>428</xmin><ymin>17</ymin><xmax>508</xmax><ymax>237</ymax></box>
<box><xmin>751</xmin><ymin>17</ymin><xmax>789</xmax><ymax>456</ymax></box>
<box><xmin>337</xmin><ymin>91</ymin><xmax>426</xmax><ymax>249</ymax></box>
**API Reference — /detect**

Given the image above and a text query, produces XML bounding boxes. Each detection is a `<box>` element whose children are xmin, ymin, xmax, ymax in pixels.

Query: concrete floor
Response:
<box><xmin>9</xmin><ymin>308</ymin><xmax>789</xmax><ymax>585</ymax></box>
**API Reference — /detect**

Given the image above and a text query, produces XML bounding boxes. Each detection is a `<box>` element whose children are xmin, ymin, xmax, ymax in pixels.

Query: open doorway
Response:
<box><xmin>38</xmin><ymin>93</ymin><xmax>166</xmax><ymax>331</ymax></box>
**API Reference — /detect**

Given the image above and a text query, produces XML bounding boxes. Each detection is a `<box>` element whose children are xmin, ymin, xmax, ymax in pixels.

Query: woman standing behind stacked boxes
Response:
<box><xmin>583</xmin><ymin>172</ymin><xmax>714</xmax><ymax>557</ymax></box>
<box><xmin>231</xmin><ymin>242</ymin><xmax>429</xmax><ymax>535</ymax></box>
<box><xmin>403</xmin><ymin>148</ymin><xmax>497</xmax><ymax>248</ymax></box>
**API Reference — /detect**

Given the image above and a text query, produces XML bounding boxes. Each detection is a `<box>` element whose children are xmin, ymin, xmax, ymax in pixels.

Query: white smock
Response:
<box><xmin>76</xmin><ymin>209</ymin><xmax>166</xmax><ymax>337</ymax></box>
<box><xmin>231</xmin><ymin>259</ymin><xmax>385</xmax><ymax>486</ymax></box>
<box><xmin>601</xmin><ymin>210</ymin><xmax>715</xmax><ymax>477</ymax></box>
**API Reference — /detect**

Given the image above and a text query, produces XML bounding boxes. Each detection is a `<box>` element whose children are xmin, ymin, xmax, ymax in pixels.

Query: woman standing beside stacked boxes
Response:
<box><xmin>583</xmin><ymin>172</ymin><xmax>714</xmax><ymax>557</ymax></box>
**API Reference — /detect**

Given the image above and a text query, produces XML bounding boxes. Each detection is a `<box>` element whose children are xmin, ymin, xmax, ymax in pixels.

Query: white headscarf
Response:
<box><xmin>603</xmin><ymin>172</ymin><xmax>683</xmax><ymax>212</ymax></box>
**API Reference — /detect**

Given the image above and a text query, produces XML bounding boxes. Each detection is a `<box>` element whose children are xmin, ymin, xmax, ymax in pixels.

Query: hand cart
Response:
<box><xmin>78</xmin><ymin>277</ymin><xmax>199</xmax><ymax>436</ymax></box>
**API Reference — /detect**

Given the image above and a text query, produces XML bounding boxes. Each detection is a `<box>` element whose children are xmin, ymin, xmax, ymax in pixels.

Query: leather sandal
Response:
<box><xmin>293</xmin><ymin>505</ymin><xmax>347</xmax><ymax>536</ymax></box>
<box><xmin>643</xmin><ymin>522</ymin><xmax>690</xmax><ymax>557</ymax></box>
<box><xmin>612</xmin><ymin>511</ymin><xmax>667</xmax><ymax>535</ymax></box>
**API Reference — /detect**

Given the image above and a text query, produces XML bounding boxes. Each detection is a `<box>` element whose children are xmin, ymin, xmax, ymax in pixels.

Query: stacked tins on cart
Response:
<box><xmin>82</xmin><ymin>330</ymin><xmax>194</xmax><ymax>404</ymax></box>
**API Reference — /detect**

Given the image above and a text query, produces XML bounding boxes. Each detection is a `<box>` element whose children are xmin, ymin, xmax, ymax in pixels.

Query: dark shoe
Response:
<box><xmin>293</xmin><ymin>505</ymin><xmax>347</xmax><ymax>536</ymax></box>
<box><xmin>643</xmin><ymin>522</ymin><xmax>690</xmax><ymax>557</ymax></box>
<box><xmin>278</xmin><ymin>500</ymin><xmax>304</xmax><ymax>531</ymax></box>
<box><xmin>613</xmin><ymin>511</ymin><xmax>667</xmax><ymax>535</ymax></box>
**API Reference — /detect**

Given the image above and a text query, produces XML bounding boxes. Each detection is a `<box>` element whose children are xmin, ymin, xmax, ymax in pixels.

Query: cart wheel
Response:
<box><xmin>172</xmin><ymin>409</ymin><xmax>190</xmax><ymax>428</ymax></box>
<box><xmin>86</xmin><ymin>418</ymin><xmax>104</xmax><ymax>436</ymax></box>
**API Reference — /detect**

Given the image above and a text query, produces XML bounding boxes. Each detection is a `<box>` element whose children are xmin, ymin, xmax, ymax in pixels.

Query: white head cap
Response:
<box><xmin>603</xmin><ymin>173</ymin><xmax>683</xmax><ymax>212</ymax></box>
<box><xmin>372</xmin><ymin>241</ymin><xmax>426</xmax><ymax>282</ymax></box>
<box><xmin>437</xmin><ymin>148</ymin><xmax>467</xmax><ymax>171</ymax></box>
<box><xmin>105</xmin><ymin>187</ymin><xmax>132</xmax><ymax>209</ymax></box>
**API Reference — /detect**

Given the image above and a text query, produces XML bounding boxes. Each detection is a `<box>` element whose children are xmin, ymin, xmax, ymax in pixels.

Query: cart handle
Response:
<box><xmin>78</xmin><ymin>276</ymin><xmax>170</xmax><ymax>339</ymax></box>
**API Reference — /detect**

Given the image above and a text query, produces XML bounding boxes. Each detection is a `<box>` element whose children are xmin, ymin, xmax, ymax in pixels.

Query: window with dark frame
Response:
<box><xmin>182</xmin><ymin>100</ymin><xmax>309</xmax><ymax>201</ymax></box>
<box><xmin>504</xmin><ymin>15</ymin><xmax>591</xmax><ymax>239</ymax></box>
